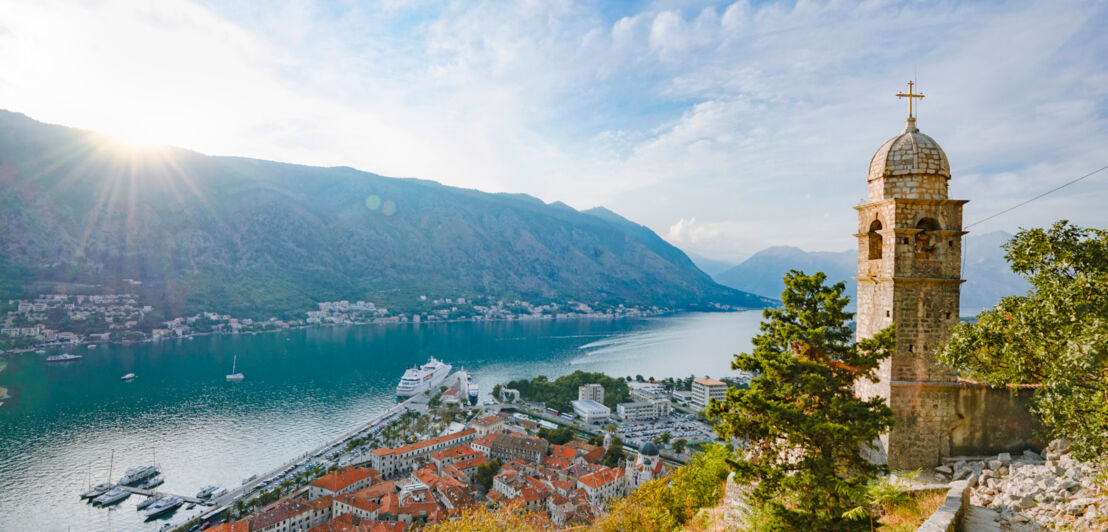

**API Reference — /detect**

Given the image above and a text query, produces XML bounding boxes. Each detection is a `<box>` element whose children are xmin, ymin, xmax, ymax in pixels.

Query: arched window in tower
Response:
<box><xmin>915</xmin><ymin>218</ymin><xmax>941</xmax><ymax>260</ymax></box>
<box><xmin>868</xmin><ymin>219</ymin><xmax>883</xmax><ymax>260</ymax></box>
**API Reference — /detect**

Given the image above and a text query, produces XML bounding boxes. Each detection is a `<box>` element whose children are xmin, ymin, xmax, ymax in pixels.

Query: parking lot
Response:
<box><xmin>615</xmin><ymin>413</ymin><xmax>716</xmax><ymax>447</ymax></box>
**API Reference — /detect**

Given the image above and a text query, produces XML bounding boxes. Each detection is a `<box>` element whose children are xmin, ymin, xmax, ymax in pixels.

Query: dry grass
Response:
<box><xmin>877</xmin><ymin>489</ymin><xmax>947</xmax><ymax>532</ymax></box>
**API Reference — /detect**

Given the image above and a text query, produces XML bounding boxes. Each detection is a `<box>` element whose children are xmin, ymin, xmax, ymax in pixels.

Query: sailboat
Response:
<box><xmin>226</xmin><ymin>355</ymin><xmax>244</xmax><ymax>382</ymax></box>
<box><xmin>82</xmin><ymin>450</ymin><xmax>115</xmax><ymax>500</ymax></box>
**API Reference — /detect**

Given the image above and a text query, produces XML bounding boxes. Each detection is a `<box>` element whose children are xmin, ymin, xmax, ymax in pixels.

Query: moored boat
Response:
<box><xmin>47</xmin><ymin>353</ymin><xmax>82</xmax><ymax>363</ymax></box>
<box><xmin>396</xmin><ymin>357</ymin><xmax>452</xmax><ymax>397</ymax></box>
<box><xmin>81</xmin><ymin>482</ymin><xmax>112</xmax><ymax>499</ymax></box>
<box><xmin>137</xmin><ymin>495</ymin><xmax>162</xmax><ymax>510</ymax></box>
<box><xmin>195</xmin><ymin>485</ymin><xmax>219</xmax><ymax>499</ymax></box>
<box><xmin>139</xmin><ymin>475</ymin><xmax>164</xmax><ymax>489</ymax></box>
<box><xmin>467</xmin><ymin>377</ymin><xmax>479</xmax><ymax>405</ymax></box>
<box><xmin>118</xmin><ymin>465</ymin><xmax>158</xmax><ymax>485</ymax></box>
<box><xmin>144</xmin><ymin>496</ymin><xmax>183</xmax><ymax>519</ymax></box>
<box><xmin>93</xmin><ymin>486</ymin><xmax>130</xmax><ymax>506</ymax></box>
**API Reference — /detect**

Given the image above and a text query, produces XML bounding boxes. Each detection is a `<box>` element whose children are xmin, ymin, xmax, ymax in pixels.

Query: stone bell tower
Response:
<box><xmin>855</xmin><ymin>82</ymin><xmax>968</xmax><ymax>469</ymax></box>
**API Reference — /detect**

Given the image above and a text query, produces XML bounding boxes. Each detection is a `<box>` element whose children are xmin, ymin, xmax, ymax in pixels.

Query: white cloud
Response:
<box><xmin>0</xmin><ymin>0</ymin><xmax>1105</xmax><ymax>261</ymax></box>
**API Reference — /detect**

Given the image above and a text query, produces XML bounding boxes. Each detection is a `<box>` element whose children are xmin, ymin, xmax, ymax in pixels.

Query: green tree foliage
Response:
<box><xmin>708</xmin><ymin>270</ymin><xmax>895</xmax><ymax>531</ymax></box>
<box><xmin>538</xmin><ymin>427</ymin><xmax>574</xmax><ymax>445</ymax></box>
<box><xmin>594</xmin><ymin>443</ymin><xmax>733</xmax><ymax>531</ymax></box>
<box><xmin>602</xmin><ymin>437</ymin><xmax>624</xmax><ymax>467</ymax></box>
<box><xmin>474</xmin><ymin>459</ymin><xmax>502</xmax><ymax>494</ymax></box>
<box><xmin>672</xmin><ymin>438</ymin><xmax>687</xmax><ymax>454</ymax></box>
<box><xmin>502</xmin><ymin>371</ymin><xmax>629</xmax><ymax>412</ymax></box>
<box><xmin>939</xmin><ymin>221</ymin><xmax>1108</xmax><ymax>461</ymax></box>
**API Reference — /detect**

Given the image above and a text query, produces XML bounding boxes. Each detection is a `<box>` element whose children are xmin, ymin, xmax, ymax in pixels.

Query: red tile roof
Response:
<box><xmin>250</xmin><ymin>495</ymin><xmax>333</xmax><ymax>530</ymax></box>
<box><xmin>310</xmin><ymin>466</ymin><xmax>379</xmax><ymax>493</ymax></box>
<box><xmin>353</xmin><ymin>480</ymin><xmax>396</xmax><ymax>502</ymax></box>
<box><xmin>452</xmin><ymin>455</ymin><xmax>488</xmax><ymax>471</ymax></box>
<box><xmin>333</xmin><ymin>493</ymin><xmax>381</xmax><ymax>514</ymax></box>
<box><xmin>694</xmin><ymin>378</ymin><xmax>726</xmax><ymax>386</ymax></box>
<box><xmin>306</xmin><ymin>514</ymin><xmax>406</xmax><ymax>532</ymax></box>
<box><xmin>550</xmin><ymin>444</ymin><xmax>578</xmax><ymax>461</ymax></box>
<box><xmin>206</xmin><ymin>522</ymin><xmax>249</xmax><ymax>532</ymax></box>
<box><xmin>430</xmin><ymin>444</ymin><xmax>478</xmax><ymax>462</ymax></box>
<box><xmin>578</xmin><ymin>467</ymin><xmax>625</xmax><ymax>489</ymax></box>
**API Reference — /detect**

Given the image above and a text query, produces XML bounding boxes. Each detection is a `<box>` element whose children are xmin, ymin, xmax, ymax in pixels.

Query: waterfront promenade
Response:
<box><xmin>186</xmin><ymin>380</ymin><xmax>438</xmax><ymax>529</ymax></box>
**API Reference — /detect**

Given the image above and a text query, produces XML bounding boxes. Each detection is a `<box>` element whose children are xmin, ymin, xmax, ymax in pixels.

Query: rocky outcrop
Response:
<box><xmin>956</xmin><ymin>439</ymin><xmax>1107</xmax><ymax>531</ymax></box>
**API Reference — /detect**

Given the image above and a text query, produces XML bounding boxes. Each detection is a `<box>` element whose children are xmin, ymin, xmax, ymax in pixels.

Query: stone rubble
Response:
<box><xmin>949</xmin><ymin>439</ymin><xmax>1108</xmax><ymax>531</ymax></box>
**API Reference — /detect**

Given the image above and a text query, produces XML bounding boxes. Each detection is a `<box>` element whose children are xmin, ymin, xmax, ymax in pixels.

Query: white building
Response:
<box><xmin>578</xmin><ymin>383</ymin><xmax>604</xmax><ymax>403</ymax></box>
<box><xmin>616</xmin><ymin>399</ymin><xmax>671</xmax><ymax>421</ymax></box>
<box><xmin>626</xmin><ymin>442</ymin><xmax>665</xmax><ymax>491</ymax></box>
<box><xmin>571</xmin><ymin>399</ymin><xmax>611</xmax><ymax>424</ymax></box>
<box><xmin>691</xmin><ymin>378</ymin><xmax>727</xmax><ymax>411</ymax></box>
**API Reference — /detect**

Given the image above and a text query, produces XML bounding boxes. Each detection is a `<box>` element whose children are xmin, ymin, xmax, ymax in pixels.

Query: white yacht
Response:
<box><xmin>396</xmin><ymin>357</ymin><xmax>452</xmax><ymax>397</ymax></box>
<box><xmin>226</xmin><ymin>355</ymin><xmax>244</xmax><ymax>382</ymax></box>
<box><xmin>195</xmin><ymin>485</ymin><xmax>219</xmax><ymax>499</ymax></box>
<box><xmin>468</xmin><ymin>377</ymin><xmax>480</xmax><ymax>405</ymax></box>
<box><xmin>81</xmin><ymin>482</ymin><xmax>112</xmax><ymax>499</ymax></box>
<box><xmin>144</xmin><ymin>496</ymin><xmax>183</xmax><ymax>519</ymax></box>
<box><xmin>118</xmin><ymin>465</ymin><xmax>158</xmax><ymax>486</ymax></box>
<box><xmin>93</xmin><ymin>486</ymin><xmax>131</xmax><ymax>506</ymax></box>
<box><xmin>136</xmin><ymin>495</ymin><xmax>162</xmax><ymax>510</ymax></box>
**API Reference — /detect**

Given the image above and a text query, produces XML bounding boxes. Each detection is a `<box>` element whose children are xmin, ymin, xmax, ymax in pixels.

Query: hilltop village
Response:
<box><xmin>0</xmin><ymin>292</ymin><xmax>664</xmax><ymax>352</ymax></box>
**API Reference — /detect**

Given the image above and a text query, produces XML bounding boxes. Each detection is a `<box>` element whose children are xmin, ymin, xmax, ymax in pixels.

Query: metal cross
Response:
<box><xmin>896</xmin><ymin>81</ymin><xmax>925</xmax><ymax>117</ymax></box>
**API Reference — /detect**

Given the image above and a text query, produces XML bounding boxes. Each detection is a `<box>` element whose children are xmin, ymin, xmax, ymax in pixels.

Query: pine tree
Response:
<box><xmin>708</xmin><ymin>270</ymin><xmax>895</xmax><ymax>531</ymax></box>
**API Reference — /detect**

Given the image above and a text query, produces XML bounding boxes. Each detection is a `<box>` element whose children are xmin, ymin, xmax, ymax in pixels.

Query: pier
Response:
<box><xmin>120</xmin><ymin>486</ymin><xmax>210</xmax><ymax>506</ymax></box>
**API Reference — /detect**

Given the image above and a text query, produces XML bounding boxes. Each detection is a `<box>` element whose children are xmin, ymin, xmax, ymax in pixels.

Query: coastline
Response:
<box><xmin>1</xmin><ymin>307</ymin><xmax>720</xmax><ymax>356</ymax></box>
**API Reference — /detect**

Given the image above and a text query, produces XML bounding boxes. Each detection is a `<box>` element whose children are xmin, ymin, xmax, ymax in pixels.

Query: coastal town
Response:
<box><xmin>85</xmin><ymin>367</ymin><xmax>728</xmax><ymax>531</ymax></box>
<box><xmin>0</xmin><ymin>291</ymin><xmax>668</xmax><ymax>353</ymax></box>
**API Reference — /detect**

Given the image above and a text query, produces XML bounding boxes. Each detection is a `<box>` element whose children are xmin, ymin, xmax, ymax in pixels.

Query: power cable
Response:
<box><xmin>961</xmin><ymin>163</ymin><xmax>1107</xmax><ymax>275</ymax></box>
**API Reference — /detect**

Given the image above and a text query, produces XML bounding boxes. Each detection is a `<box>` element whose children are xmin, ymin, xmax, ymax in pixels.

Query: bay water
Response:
<box><xmin>0</xmin><ymin>311</ymin><xmax>762</xmax><ymax>531</ymax></box>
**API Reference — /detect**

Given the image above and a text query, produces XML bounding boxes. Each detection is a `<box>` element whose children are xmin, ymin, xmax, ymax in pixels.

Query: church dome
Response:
<box><xmin>640</xmin><ymin>442</ymin><xmax>659</xmax><ymax>456</ymax></box>
<box><xmin>868</xmin><ymin>117</ymin><xmax>950</xmax><ymax>182</ymax></box>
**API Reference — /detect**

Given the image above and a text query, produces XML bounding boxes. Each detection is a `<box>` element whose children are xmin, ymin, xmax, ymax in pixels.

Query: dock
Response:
<box><xmin>120</xmin><ymin>486</ymin><xmax>211</xmax><ymax>506</ymax></box>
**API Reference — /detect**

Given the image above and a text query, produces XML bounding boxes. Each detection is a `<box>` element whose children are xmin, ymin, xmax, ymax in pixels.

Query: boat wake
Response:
<box><xmin>571</xmin><ymin>331</ymin><xmax>684</xmax><ymax>365</ymax></box>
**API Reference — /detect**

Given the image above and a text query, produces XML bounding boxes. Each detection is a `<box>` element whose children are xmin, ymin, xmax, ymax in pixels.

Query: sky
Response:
<box><xmin>1</xmin><ymin>0</ymin><xmax>1106</xmax><ymax>263</ymax></box>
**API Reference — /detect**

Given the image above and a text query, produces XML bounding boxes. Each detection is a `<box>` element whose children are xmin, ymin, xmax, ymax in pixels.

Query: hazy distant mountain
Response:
<box><xmin>960</xmin><ymin>231</ymin><xmax>1031</xmax><ymax>314</ymax></box>
<box><xmin>685</xmin><ymin>252</ymin><xmax>738</xmax><ymax>277</ymax></box>
<box><xmin>714</xmin><ymin>247</ymin><xmax>856</xmax><ymax>304</ymax></box>
<box><xmin>0</xmin><ymin>110</ymin><xmax>772</xmax><ymax>318</ymax></box>
<box><xmin>713</xmin><ymin>232</ymin><xmax>1029</xmax><ymax>314</ymax></box>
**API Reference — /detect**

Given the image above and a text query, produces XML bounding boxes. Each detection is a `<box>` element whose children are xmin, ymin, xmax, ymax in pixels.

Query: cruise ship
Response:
<box><xmin>396</xmin><ymin>357</ymin><xmax>452</xmax><ymax>397</ymax></box>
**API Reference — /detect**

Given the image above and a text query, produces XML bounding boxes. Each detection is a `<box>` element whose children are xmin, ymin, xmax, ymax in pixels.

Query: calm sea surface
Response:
<box><xmin>0</xmin><ymin>311</ymin><xmax>762</xmax><ymax>531</ymax></box>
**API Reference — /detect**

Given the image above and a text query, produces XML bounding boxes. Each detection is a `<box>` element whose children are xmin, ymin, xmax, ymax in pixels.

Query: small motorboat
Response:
<box><xmin>121</xmin><ymin>373</ymin><xmax>137</xmax><ymax>381</ymax></box>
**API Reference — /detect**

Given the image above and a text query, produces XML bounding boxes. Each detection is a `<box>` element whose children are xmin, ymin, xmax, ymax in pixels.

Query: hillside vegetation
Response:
<box><xmin>0</xmin><ymin>110</ymin><xmax>771</xmax><ymax>319</ymax></box>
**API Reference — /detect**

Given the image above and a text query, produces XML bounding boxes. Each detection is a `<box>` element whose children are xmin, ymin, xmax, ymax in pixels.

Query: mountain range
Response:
<box><xmin>703</xmin><ymin>232</ymin><xmax>1030</xmax><ymax>314</ymax></box>
<box><xmin>0</xmin><ymin>110</ymin><xmax>774</xmax><ymax>319</ymax></box>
